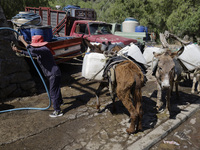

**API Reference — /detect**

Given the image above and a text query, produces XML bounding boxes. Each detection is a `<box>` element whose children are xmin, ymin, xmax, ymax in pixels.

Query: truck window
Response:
<box><xmin>76</xmin><ymin>24</ymin><xmax>88</xmax><ymax>34</ymax></box>
<box><xmin>115</xmin><ymin>24</ymin><xmax>122</xmax><ymax>32</ymax></box>
<box><xmin>89</xmin><ymin>23</ymin><xmax>112</xmax><ymax>35</ymax></box>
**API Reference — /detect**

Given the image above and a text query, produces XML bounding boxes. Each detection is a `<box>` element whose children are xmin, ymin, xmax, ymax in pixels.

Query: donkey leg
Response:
<box><xmin>134</xmin><ymin>89</ymin><xmax>143</xmax><ymax>131</ymax></box>
<box><xmin>95</xmin><ymin>82</ymin><xmax>107</xmax><ymax>111</ymax></box>
<box><xmin>118</xmin><ymin>90</ymin><xmax>137</xmax><ymax>134</ymax></box>
<box><xmin>156</xmin><ymin>82</ymin><xmax>163</xmax><ymax>111</ymax></box>
<box><xmin>108</xmin><ymin>68</ymin><xmax>117</xmax><ymax>112</ymax></box>
<box><xmin>111</xmin><ymin>95</ymin><xmax>117</xmax><ymax>112</ymax></box>
<box><xmin>197</xmin><ymin>74</ymin><xmax>200</xmax><ymax>94</ymax></box>
<box><xmin>165</xmin><ymin>88</ymin><xmax>171</xmax><ymax>116</ymax></box>
<box><xmin>175</xmin><ymin>81</ymin><xmax>180</xmax><ymax>103</ymax></box>
<box><xmin>197</xmin><ymin>84</ymin><xmax>200</xmax><ymax>94</ymax></box>
<box><xmin>191</xmin><ymin>74</ymin><xmax>197</xmax><ymax>94</ymax></box>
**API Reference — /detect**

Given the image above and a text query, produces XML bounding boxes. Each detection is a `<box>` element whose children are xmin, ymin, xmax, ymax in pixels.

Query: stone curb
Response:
<box><xmin>127</xmin><ymin>103</ymin><xmax>200</xmax><ymax>150</ymax></box>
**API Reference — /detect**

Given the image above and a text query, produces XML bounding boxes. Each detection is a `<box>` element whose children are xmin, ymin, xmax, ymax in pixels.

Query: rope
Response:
<box><xmin>56</xmin><ymin>52</ymin><xmax>85</xmax><ymax>59</ymax></box>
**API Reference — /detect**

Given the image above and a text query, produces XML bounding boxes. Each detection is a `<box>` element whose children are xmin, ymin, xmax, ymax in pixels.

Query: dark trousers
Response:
<box><xmin>49</xmin><ymin>75</ymin><xmax>63</xmax><ymax>111</ymax></box>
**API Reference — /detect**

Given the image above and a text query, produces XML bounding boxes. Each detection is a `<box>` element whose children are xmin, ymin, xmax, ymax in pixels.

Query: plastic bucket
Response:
<box><xmin>143</xmin><ymin>46</ymin><xmax>165</xmax><ymax>67</ymax></box>
<box><xmin>178</xmin><ymin>44</ymin><xmax>200</xmax><ymax>71</ymax></box>
<box><xmin>82</xmin><ymin>52</ymin><xmax>106</xmax><ymax>80</ymax></box>
<box><xmin>19</xmin><ymin>26</ymin><xmax>32</xmax><ymax>41</ymax></box>
<box><xmin>117</xmin><ymin>43</ymin><xmax>147</xmax><ymax>65</ymax></box>
<box><xmin>135</xmin><ymin>26</ymin><xmax>145</xmax><ymax>32</ymax></box>
<box><xmin>31</xmin><ymin>25</ymin><xmax>53</xmax><ymax>42</ymax></box>
<box><xmin>127</xmin><ymin>43</ymin><xmax>147</xmax><ymax>65</ymax></box>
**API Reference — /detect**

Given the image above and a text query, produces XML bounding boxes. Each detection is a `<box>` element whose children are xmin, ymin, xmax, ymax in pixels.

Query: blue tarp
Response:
<box><xmin>63</xmin><ymin>5</ymin><xmax>80</xmax><ymax>11</ymax></box>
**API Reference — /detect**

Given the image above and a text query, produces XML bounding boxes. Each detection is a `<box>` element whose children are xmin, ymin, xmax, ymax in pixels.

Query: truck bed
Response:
<box><xmin>48</xmin><ymin>37</ymin><xmax>82</xmax><ymax>64</ymax></box>
<box><xmin>114</xmin><ymin>32</ymin><xmax>146</xmax><ymax>44</ymax></box>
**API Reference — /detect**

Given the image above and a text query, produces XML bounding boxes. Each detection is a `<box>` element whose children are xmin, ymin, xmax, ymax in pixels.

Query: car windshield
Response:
<box><xmin>89</xmin><ymin>23</ymin><xmax>112</xmax><ymax>35</ymax></box>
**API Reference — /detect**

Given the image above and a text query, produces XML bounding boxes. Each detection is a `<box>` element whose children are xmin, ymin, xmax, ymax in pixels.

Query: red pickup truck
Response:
<box><xmin>70</xmin><ymin>20</ymin><xmax>137</xmax><ymax>45</ymax></box>
<box><xmin>25</xmin><ymin>7</ymin><xmax>137</xmax><ymax>46</ymax></box>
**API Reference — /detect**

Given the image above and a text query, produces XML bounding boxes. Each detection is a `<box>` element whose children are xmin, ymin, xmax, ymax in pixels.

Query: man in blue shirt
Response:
<box><xmin>12</xmin><ymin>35</ymin><xmax>63</xmax><ymax>117</ymax></box>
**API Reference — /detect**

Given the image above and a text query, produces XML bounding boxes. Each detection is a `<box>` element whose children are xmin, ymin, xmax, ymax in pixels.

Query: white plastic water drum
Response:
<box><xmin>178</xmin><ymin>44</ymin><xmax>200</xmax><ymax>71</ymax></box>
<box><xmin>128</xmin><ymin>43</ymin><xmax>147</xmax><ymax>65</ymax></box>
<box><xmin>117</xmin><ymin>43</ymin><xmax>147</xmax><ymax>65</ymax></box>
<box><xmin>122</xmin><ymin>18</ymin><xmax>139</xmax><ymax>33</ymax></box>
<box><xmin>82</xmin><ymin>52</ymin><xmax>107</xmax><ymax>80</ymax></box>
<box><xmin>143</xmin><ymin>46</ymin><xmax>165</xmax><ymax>68</ymax></box>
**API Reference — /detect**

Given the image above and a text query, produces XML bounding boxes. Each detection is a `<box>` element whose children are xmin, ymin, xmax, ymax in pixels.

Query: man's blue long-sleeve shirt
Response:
<box><xmin>22</xmin><ymin>45</ymin><xmax>61</xmax><ymax>77</ymax></box>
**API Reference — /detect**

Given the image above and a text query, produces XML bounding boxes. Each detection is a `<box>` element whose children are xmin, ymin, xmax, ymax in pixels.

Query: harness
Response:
<box><xmin>101</xmin><ymin>54</ymin><xmax>147</xmax><ymax>97</ymax></box>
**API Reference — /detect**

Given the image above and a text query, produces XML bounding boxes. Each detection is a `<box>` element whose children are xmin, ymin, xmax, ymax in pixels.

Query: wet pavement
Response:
<box><xmin>0</xmin><ymin>61</ymin><xmax>200</xmax><ymax>150</ymax></box>
<box><xmin>150</xmin><ymin>108</ymin><xmax>200</xmax><ymax>150</ymax></box>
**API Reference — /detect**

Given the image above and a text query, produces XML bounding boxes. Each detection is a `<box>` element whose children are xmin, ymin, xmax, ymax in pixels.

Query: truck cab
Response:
<box><xmin>70</xmin><ymin>20</ymin><xmax>137</xmax><ymax>45</ymax></box>
<box><xmin>110</xmin><ymin>23</ymin><xmax>147</xmax><ymax>45</ymax></box>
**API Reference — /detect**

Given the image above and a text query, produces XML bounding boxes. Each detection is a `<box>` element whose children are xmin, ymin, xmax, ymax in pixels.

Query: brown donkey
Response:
<box><xmin>115</xmin><ymin>60</ymin><xmax>144</xmax><ymax>133</ymax></box>
<box><xmin>95</xmin><ymin>58</ymin><xmax>146</xmax><ymax>134</ymax></box>
<box><xmin>82</xmin><ymin>38</ymin><xmax>146</xmax><ymax>134</ymax></box>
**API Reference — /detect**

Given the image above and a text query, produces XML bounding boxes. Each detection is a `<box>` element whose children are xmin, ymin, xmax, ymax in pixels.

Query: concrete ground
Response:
<box><xmin>150</xmin><ymin>108</ymin><xmax>200</xmax><ymax>150</ymax></box>
<box><xmin>0</xmin><ymin>61</ymin><xmax>200</xmax><ymax>150</ymax></box>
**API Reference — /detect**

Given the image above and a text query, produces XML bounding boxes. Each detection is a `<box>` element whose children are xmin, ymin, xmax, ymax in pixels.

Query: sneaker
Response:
<box><xmin>49</xmin><ymin>110</ymin><xmax>63</xmax><ymax>118</ymax></box>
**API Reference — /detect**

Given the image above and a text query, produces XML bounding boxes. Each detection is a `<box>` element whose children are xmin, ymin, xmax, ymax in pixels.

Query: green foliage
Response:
<box><xmin>167</xmin><ymin>1</ymin><xmax>200</xmax><ymax>37</ymax></box>
<box><xmin>1</xmin><ymin>0</ymin><xmax>200</xmax><ymax>39</ymax></box>
<box><xmin>0</xmin><ymin>0</ymin><xmax>49</xmax><ymax>20</ymax></box>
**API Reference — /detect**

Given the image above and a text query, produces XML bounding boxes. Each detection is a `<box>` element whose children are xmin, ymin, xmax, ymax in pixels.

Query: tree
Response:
<box><xmin>2</xmin><ymin>0</ymin><xmax>200</xmax><ymax>40</ymax></box>
<box><xmin>0</xmin><ymin>0</ymin><xmax>49</xmax><ymax>20</ymax></box>
<box><xmin>166</xmin><ymin>0</ymin><xmax>200</xmax><ymax>38</ymax></box>
<box><xmin>48</xmin><ymin>0</ymin><xmax>81</xmax><ymax>10</ymax></box>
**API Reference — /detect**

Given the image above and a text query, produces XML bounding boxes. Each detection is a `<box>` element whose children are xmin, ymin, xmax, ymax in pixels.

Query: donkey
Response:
<box><xmin>96</xmin><ymin>59</ymin><xmax>146</xmax><ymax>134</ymax></box>
<box><xmin>153</xmin><ymin>50</ymin><xmax>179</xmax><ymax>115</ymax></box>
<box><xmin>163</xmin><ymin>31</ymin><xmax>200</xmax><ymax>94</ymax></box>
<box><xmin>82</xmin><ymin>39</ymin><xmax>146</xmax><ymax>134</ymax></box>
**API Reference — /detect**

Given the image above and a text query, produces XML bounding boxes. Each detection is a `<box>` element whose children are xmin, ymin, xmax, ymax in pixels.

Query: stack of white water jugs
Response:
<box><xmin>82</xmin><ymin>42</ymin><xmax>147</xmax><ymax>81</ymax></box>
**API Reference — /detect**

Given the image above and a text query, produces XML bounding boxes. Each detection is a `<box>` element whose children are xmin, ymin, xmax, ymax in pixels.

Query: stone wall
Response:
<box><xmin>0</xmin><ymin>5</ymin><xmax>36</xmax><ymax>101</ymax></box>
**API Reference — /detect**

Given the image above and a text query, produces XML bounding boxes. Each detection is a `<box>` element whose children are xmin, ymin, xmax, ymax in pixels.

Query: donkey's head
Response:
<box><xmin>153</xmin><ymin>50</ymin><xmax>177</xmax><ymax>89</ymax></box>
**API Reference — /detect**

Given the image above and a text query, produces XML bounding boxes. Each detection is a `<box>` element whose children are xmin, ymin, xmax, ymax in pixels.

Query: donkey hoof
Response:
<box><xmin>96</xmin><ymin>105</ymin><xmax>101</xmax><ymax>110</ymax></box>
<box><xmin>137</xmin><ymin>125</ymin><xmax>143</xmax><ymax>131</ymax></box>
<box><xmin>155</xmin><ymin>106</ymin><xmax>159</xmax><ymax>111</ymax></box>
<box><xmin>191</xmin><ymin>91</ymin><xmax>195</xmax><ymax>94</ymax></box>
<box><xmin>126</xmin><ymin>128</ymin><xmax>135</xmax><ymax>134</ymax></box>
<box><xmin>155</xmin><ymin>106</ymin><xmax>164</xmax><ymax>113</ymax></box>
